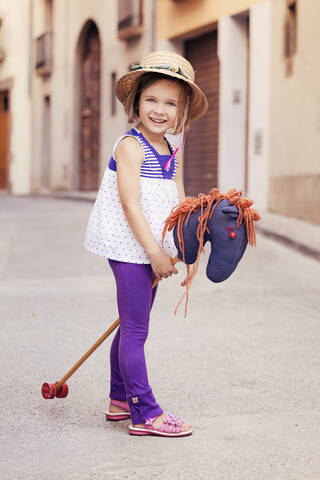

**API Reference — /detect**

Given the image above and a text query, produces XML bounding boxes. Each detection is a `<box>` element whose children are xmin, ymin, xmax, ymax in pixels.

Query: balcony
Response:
<box><xmin>118</xmin><ymin>0</ymin><xmax>143</xmax><ymax>40</ymax></box>
<box><xmin>35</xmin><ymin>32</ymin><xmax>52</xmax><ymax>76</ymax></box>
<box><xmin>0</xmin><ymin>46</ymin><xmax>5</xmax><ymax>63</ymax></box>
<box><xmin>0</xmin><ymin>18</ymin><xmax>5</xmax><ymax>62</ymax></box>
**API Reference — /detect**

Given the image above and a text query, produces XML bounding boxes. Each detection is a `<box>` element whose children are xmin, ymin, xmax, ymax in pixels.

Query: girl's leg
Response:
<box><xmin>108</xmin><ymin>259</ymin><xmax>162</xmax><ymax>424</ymax></box>
<box><xmin>109</xmin><ymin>280</ymin><xmax>158</xmax><ymax>403</ymax></box>
<box><xmin>109</xmin><ymin>327</ymin><xmax>126</xmax><ymax>401</ymax></box>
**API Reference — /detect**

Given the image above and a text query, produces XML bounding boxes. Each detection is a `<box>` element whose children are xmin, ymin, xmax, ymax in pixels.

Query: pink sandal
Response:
<box><xmin>129</xmin><ymin>414</ymin><xmax>193</xmax><ymax>437</ymax></box>
<box><xmin>106</xmin><ymin>399</ymin><xmax>131</xmax><ymax>421</ymax></box>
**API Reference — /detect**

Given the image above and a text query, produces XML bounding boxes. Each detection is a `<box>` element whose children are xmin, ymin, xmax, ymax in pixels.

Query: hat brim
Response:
<box><xmin>115</xmin><ymin>68</ymin><xmax>208</xmax><ymax>121</ymax></box>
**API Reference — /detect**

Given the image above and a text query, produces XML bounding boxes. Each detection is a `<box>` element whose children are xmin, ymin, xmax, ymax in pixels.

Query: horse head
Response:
<box><xmin>162</xmin><ymin>188</ymin><xmax>260</xmax><ymax>315</ymax></box>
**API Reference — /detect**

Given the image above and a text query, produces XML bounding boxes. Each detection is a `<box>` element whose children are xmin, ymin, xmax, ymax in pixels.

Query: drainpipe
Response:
<box><xmin>28</xmin><ymin>0</ymin><xmax>33</xmax><ymax>96</ymax></box>
<box><xmin>151</xmin><ymin>0</ymin><xmax>156</xmax><ymax>50</ymax></box>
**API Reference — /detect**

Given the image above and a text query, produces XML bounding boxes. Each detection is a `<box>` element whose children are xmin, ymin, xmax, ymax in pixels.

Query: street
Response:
<box><xmin>1</xmin><ymin>195</ymin><xmax>320</xmax><ymax>480</ymax></box>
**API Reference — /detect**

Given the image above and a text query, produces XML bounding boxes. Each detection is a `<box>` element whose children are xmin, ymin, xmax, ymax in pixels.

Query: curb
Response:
<box><xmin>29</xmin><ymin>192</ymin><xmax>97</xmax><ymax>203</ymax></box>
<box><xmin>256</xmin><ymin>225</ymin><xmax>320</xmax><ymax>263</ymax></box>
<box><xmin>27</xmin><ymin>192</ymin><xmax>320</xmax><ymax>264</ymax></box>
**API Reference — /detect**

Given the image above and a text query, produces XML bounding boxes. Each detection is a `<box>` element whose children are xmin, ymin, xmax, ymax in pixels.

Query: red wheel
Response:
<box><xmin>56</xmin><ymin>383</ymin><xmax>69</xmax><ymax>398</ymax></box>
<box><xmin>41</xmin><ymin>382</ymin><xmax>56</xmax><ymax>399</ymax></box>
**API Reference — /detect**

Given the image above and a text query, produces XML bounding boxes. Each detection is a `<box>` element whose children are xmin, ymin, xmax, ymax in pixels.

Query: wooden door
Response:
<box><xmin>79</xmin><ymin>23</ymin><xmax>101</xmax><ymax>191</ymax></box>
<box><xmin>0</xmin><ymin>91</ymin><xmax>9</xmax><ymax>189</ymax></box>
<box><xmin>184</xmin><ymin>31</ymin><xmax>220</xmax><ymax>196</ymax></box>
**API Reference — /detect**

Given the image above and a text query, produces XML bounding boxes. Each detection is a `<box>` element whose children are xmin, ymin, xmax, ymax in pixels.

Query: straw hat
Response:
<box><xmin>115</xmin><ymin>51</ymin><xmax>208</xmax><ymax>121</ymax></box>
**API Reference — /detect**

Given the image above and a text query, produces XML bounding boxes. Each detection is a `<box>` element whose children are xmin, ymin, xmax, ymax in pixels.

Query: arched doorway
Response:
<box><xmin>77</xmin><ymin>21</ymin><xmax>101</xmax><ymax>191</ymax></box>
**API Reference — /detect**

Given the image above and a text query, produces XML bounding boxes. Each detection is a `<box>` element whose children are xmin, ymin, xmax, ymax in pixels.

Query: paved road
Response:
<box><xmin>1</xmin><ymin>195</ymin><xmax>320</xmax><ymax>480</ymax></box>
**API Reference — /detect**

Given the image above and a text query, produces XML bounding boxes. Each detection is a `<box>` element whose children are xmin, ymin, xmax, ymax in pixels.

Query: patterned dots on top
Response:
<box><xmin>84</xmin><ymin>128</ymin><xmax>179</xmax><ymax>264</ymax></box>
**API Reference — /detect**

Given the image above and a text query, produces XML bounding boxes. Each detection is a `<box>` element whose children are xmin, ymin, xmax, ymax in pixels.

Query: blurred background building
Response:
<box><xmin>0</xmin><ymin>0</ymin><xmax>155</xmax><ymax>195</ymax></box>
<box><xmin>0</xmin><ymin>0</ymin><xmax>319</xmax><ymax>224</ymax></box>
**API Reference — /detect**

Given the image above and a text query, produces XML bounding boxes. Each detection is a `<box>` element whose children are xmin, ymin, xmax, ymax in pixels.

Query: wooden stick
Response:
<box><xmin>55</xmin><ymin>255</ymin><xmax>179</xmax><ymax>391</ymax></box>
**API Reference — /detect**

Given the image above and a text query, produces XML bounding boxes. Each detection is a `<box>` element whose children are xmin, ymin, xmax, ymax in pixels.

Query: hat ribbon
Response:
<box><xmin>130</xmin><ymin>64</ymin><xmax>189</xmax><ymax>80</ymax></box>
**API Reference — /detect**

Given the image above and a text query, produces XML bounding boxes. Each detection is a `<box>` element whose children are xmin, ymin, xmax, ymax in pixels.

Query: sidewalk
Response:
<box><xmin>2</xmin><ymin>193</ymin><xmax>320</xmax><ymax>480</ymax></box>
<box><xmin>256</xmin><ymin>210</ymin><xmax>320</xmax><ymax>262</ymax></box>
<box><xmin>31</xmin><ymin>190</ymin><xmax>320</xmax><ymax>262</ymax></box>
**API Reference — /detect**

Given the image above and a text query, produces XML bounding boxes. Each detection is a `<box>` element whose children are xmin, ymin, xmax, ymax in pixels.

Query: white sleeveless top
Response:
<box><xmin>84</xmin><ymin>127</ymin><xmax>179</xmax><ymax>264</ymax></box>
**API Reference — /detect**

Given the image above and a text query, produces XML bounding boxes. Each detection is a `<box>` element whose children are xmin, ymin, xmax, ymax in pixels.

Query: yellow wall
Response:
<box><xmin>157</xmin><ymin>0</ymin><xmax>264</xmax><ymax>39</ymax></box>
<box><xmin>268</xmin><ymin>0</ymin><xmax>320</xmax><ymax>224</ymax></box>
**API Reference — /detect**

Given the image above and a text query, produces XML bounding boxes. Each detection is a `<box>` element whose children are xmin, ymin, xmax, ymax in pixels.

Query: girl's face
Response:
<box><xmin>138</xmin><ymin>79</ymin><xmax>181</xmax><ymax>136</ymax></box>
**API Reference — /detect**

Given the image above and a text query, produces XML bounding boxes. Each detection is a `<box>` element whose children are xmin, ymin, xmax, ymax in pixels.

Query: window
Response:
<box><xmin>284</xmin><ymin>0</ymin><xmax>297</xmax><ymax>76</ymax></box>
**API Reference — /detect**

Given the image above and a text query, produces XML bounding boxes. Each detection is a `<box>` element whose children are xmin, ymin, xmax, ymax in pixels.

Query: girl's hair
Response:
<box><xmin>124</xmin><ymin>72</ymin><xmax>192</xmax><ymax>135</ymax></box>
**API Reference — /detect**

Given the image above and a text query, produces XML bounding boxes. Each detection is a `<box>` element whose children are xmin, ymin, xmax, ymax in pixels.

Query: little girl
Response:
<box><xmin>85</xmin><ymin>51</ymin><xmax>208</xmax><ymax>437</ymax></box>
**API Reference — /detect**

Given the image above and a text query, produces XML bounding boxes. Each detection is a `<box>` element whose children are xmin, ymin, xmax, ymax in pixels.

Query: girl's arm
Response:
<box><xmin>174</xmin><ymin>151</ymin><xmax>186</xmax><ymax>202</ymax></box>
<box><xmin>174</xmin><ymin>150</ymin><xmax>195</xmax><ymax>287</ymax></box>
<box><xmin>115</xmin><ymin>137</ymin><xmax>178</xmax><ymax>280</ymax></box>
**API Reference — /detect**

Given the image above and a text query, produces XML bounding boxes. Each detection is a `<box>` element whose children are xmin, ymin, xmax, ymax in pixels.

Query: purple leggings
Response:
<box><xmin>108</xmin><ymin>259</ymin><xmax>163</xmax><ymax>424</ymax></box>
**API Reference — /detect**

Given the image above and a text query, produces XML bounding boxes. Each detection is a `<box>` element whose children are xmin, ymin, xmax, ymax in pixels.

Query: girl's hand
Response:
<box><xmin>150</xmin><ymin>249</ymin><xmax>178</xmax><ymax>281</ymax></box>
<box><xmin>181</xmin><ymin>264</ymin><xmax>195</xmax><ymax>287</ymax></box>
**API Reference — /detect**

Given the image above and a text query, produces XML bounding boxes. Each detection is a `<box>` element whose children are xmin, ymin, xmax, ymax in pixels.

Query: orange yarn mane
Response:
<box><xmin>162</xmin><ymin>188</ymin><xmax>260</xmax><ymax>316</ymax></box>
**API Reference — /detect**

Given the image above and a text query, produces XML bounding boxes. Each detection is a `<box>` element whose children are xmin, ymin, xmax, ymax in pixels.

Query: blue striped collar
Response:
<box><xmin>132</xmin><ymin>127</ymin><xmax>173</xmax><ymax>158</ymax></box>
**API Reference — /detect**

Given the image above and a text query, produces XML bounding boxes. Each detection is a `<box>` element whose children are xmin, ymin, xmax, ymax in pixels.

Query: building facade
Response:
<box><xmin>157</xmin><ymin>0</ymin><xmax>320</xmax><ymax>225</ymax></box>
<box><xmin>268</xmin><ymin>0</ymin><xmax>320</xmax><ymax>224</ymax></box>
<box><xmin>1</xmin><ymin>0</ymin><xmax>319</xmax><ymax>225</ymax></box>
<box><xmin>157</xmin><ymin>0</ymin><xmax>271</xmax><ymax>213</ymax></box>
<box><xmin>0</xmin><ymin>0</ymin><xmax>155</xmax><ymax>194</ymax></box>
<box><xmin>0</xmin><ymin>0</ymin><xmax>33</xmax><ymax>193</ymax></box>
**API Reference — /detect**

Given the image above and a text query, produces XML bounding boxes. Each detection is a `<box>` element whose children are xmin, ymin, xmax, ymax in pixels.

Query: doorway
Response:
<box><xmin>42</xmin><ymin>95</ymin><xmax>51</xmax><ymax>189</ymax></box>
<box><xmin>0</xmin><ymin>90</ymin><xmax>9</xmax><ymax>189</ymax></box>
<box><xmin>77</xmin><ymin>21</ymin><xmax>101</xmax><ymax>191</ymax></box>
<box><xmin>184</xmin><ymin>31</ymin><xmax>220</xmax><ymax>196</ymax></box>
